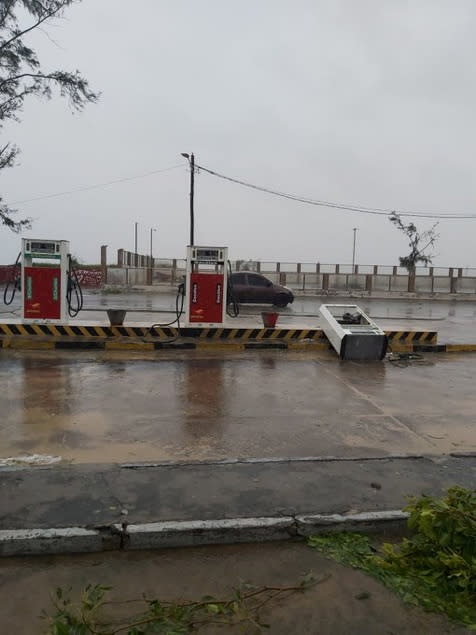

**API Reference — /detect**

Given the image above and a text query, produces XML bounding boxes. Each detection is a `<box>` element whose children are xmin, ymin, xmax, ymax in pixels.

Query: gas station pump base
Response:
<box><xmin>0</xmin><ymin>322</ymin><xmax>440</xmax><ymax>353</ymax></box>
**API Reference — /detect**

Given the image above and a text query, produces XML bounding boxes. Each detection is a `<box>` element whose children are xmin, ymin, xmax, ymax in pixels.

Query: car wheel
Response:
<box><xmin>274</xmin><ymin>294</ymin><xmax>289</xmax><ymax>308</ymax></box>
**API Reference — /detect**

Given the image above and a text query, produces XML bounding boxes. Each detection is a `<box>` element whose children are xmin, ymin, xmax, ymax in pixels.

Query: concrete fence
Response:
<box><xmin>3</xmin><ymin>252</ymin><xmax>475</xmax><ymax>295</ymax></box>
<box><xmin>105</xmin><ymin>258</ymin><xmax>476</xmax><ymax>295</ymax></box>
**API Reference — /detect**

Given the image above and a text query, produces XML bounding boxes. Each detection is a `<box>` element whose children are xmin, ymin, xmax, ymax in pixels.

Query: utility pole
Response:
<box><xmin>134</xmin><ymin>221</ymin><xmax>138</xmax><ymax>267</ymax></box>
<box><xmin>150</xmin><ymin>227</ymin><xmax>156</xmax><ymax>260</ymax></box>
<box><xmin>181</xmin><ymin>152</ymin><xmax>195</xmax><ymax>245</ymax></box>
<box><xmin>352</xmin><ymin>227</ymin><xmax>358</xmax><ymax>271</ymax></box>
<box><xmin>149</xmin><ymin>227</ymin><xmax>156</xmax><ymax>286</ymax></box>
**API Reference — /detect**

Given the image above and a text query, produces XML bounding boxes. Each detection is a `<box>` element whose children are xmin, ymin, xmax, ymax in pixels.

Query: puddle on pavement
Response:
<box><xmin>0</xmin><ymin>353</ymin><xmax>475</xmax><ymax>463</ymax></box>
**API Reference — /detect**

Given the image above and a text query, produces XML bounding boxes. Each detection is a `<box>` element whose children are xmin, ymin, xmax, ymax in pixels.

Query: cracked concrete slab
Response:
<box><xmin>0</xmin><ymin>456</ymin><xmax>474</xmax><ymax>532</ymax></box>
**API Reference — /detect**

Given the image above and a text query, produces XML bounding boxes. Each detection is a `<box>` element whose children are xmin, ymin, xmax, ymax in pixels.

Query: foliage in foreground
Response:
<box><xmin>309</xmin><ymin>486</ymin><xmax>476</xmax><ymax>629</ymax></box>
<box><xmin>0</xmin><ymin>1</ymin><xmax>99</xmax><ymax>231</ymax></box>
<box><xmin>43</xmin><ymin>575</ymin><xmax>321</xmax><ymax>634</ymax></box>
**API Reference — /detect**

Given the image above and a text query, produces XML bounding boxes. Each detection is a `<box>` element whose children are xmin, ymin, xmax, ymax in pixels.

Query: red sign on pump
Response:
<box><xmin>189</xmin><ymin>272</ymin><xmax>224</xmax><ymax>323</ymax></box>
<box><xmin>24</xmin><ymin>266</ymin><xmax>61</xmax><ymax>320</ymax></box>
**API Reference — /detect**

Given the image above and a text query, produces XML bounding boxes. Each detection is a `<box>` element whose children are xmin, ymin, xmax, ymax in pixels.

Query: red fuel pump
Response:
<box><xmin>21</xmin><ymin>239</ymin><xmax>70</xmax><ymax>322</ymax></box>
<box><xmin>184</xmin><ymin>246</ymin><xmax>228</xmax><ymax>326</ymax></box>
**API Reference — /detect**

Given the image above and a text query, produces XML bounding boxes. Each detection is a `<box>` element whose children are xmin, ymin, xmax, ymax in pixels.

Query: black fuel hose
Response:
<box><xmin>146</xmin><ymin>283</ymin><xmax>185</xmax><ymax>343</ymax></box>
<box><xmin>3</xmin><ymin>252</ymin><xmax>21</xmax><ymax>306</ymax></box>
<box><xmin>226</xmin><ymin>260</ymin><xmax>240</xmax><ymax>318</ymax></box>
<box><xmin>66</xmin><ymin>257</ymin><xmax>84</xmax><ymax>317</ymax></box>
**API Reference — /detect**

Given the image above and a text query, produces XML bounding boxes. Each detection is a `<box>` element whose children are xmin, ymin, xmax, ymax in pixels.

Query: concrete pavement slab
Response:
<box><xmin>1</xmin><ymin>456</ymin><xmax>474</xmax><ymax>532</ymax></box>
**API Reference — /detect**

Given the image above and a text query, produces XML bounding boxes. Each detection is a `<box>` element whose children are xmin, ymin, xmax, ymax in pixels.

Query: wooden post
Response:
<box><xmin>365</xmin><ymin>274</ymin><xmax>373</xmax><ymax>293</ymax></box>
<box><xmin>100</xmin><ymin>245</ymin><xmax>107</xmax><ymax>285</ymax></box>
<box><xmin>450</xmin><ymin>269</ymin><xmax>457</xmax><ymax>293</ymax></box>
<box><xmin>172</xmin><ymin>259</ymin><xmax>177</xmax><ymax>284</ymax></box>
<box><xmin>322</xmin><ymin>273</ymin><xmax>329</xmax><ymax>291</ymax></box>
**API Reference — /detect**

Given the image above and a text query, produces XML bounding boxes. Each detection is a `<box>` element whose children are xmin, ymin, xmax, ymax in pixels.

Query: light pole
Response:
<box><xmin>149</xmin><ymin>227</ymin><xmax>156</xmax><ymax>286</ymax></box>
<box><xmin>352</xmin><ymin>227</ymin><xmax>358</xmax><ymax>272</ymax></box>
<box><xmin>181</xmin><ymin>152</ymin><xmax>195</xmax><ymax>246</ymax></box>
<box><xmin>150</xmin><ymin>227</ymin><xmax>156</xmax><ymax>260</ymax></box>
<box><xmin>134</xmin><ymin>221</ymin><xmax>138</xmax><ymax>267</ymax></box>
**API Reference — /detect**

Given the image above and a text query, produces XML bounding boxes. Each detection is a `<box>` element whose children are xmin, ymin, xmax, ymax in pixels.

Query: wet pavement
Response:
<box><xmin>2</xmin><ymin>291</ymin><xmax>476</xmax><ymax>342</ymax></box>
<box><xmin>0</xmin><ymin>349</ymin><xmax>475</xmax><ymax>464</ymax></box>
<box><xmin>0</xmin><ymin>541</ymin><xmax>468</xmax><ymax>635</ymax></box>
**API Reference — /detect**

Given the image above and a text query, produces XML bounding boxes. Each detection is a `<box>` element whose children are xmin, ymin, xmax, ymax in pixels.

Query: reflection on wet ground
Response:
<box><xmin>1</xmin><ymin>350</ymin><xmax>475</xmax><ymax>464</ymax></box>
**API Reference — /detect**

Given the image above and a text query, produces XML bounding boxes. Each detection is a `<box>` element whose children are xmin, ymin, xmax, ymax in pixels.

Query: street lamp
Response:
<box><xmin>149</xmin><ymin>227</ymin><xmax>157</xmax><ymax>286</ymax></box>
<box><xmin>181</xmin><ymin>152</ymin><xmax>195</xmax><ymax>246</ymax></box>
<box><xmin>150</xmin><ymin>227</ymin><xmax>157</xmax><ymax>260</ymax></box>
<box><xmin>352</xmin><ymin>227</ymin><xmax>358</xmax><ymax>272</ymax></box>
<box><xmin>134</xmin><ymin>221</ymin><xmax>138</xmax><ymax>267</ymax></box>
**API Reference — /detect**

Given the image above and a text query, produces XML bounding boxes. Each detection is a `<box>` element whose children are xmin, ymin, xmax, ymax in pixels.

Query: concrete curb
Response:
<box><xmin>295</xmin><ymin>511</ymin><xmax>409</xmax><ymax>536</ymax></box>
<box><xmin>0</xmin><ymin>527</ymin><xmax>120</xmax><ymax>556</ymax></box>
<box><xmin>0</xmin><ymin>511</ymin><xmax>408</xmax><ymax>557</ymax></box>
<box><xmin>116</xmin><ymin>517</ymin><xmax>296</xmax><ymax>550</ymax></box>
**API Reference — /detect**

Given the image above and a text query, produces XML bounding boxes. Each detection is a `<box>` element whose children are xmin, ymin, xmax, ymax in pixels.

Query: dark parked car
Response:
<box><xmin>229</xmin><ymin>272</ymin><xmax>294</xmax><ymax>307</ymax></box>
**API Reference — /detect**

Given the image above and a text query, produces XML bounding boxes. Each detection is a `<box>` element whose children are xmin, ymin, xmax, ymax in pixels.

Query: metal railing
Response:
<box><xmin>104</xmin><ymin>259</ymin><xmax>476</xmax><ymax>295</ymax></box>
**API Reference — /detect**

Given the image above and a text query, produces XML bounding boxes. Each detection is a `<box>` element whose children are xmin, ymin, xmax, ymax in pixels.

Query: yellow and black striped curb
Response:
<box><xmin>0</xmin><ymin>322</ymin><xmax>437</xmax><ymax>342</ymax></box>
<box><xmin>0</xmin><ymin>323</ymin><xmax>445</xmax><ymax>352</ymax></box>
<box><xmin>1</xmin><ymin>338</ymin><xmax>473</xmax><ymax>353</ymax></box>
<box><xmin>386</xmin><ymin>330</ymin><xmax>437</xmax><ymax>346</ymax></box>
<box><xmin>0</xmin><ymin>323</ymin><xmax>327</xmax><ymax>341</ymax></box>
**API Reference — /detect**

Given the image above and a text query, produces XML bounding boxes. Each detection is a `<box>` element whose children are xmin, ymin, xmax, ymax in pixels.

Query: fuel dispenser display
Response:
<box><xmin>2</xmin><ymin>238</ymin><xmax>83</xmax><ymax>323</ymax></box>
<box><xmin>184</xmin><ymin>246</ymin><xmax>228</xmax><ymax>327</ymax></box>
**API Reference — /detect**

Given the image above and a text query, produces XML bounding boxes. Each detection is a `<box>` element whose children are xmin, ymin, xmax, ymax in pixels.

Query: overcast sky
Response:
<box><xmin>1</xmin><ymin>0</ymin><xmax>476</xmax><ymax>267</ymax></box>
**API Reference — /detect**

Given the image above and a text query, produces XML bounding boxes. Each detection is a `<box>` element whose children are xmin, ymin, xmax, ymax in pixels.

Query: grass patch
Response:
<box><xmin>308</xmin><ymin>486</ymin><xmax>476</xmax><ymax>629</ymax></box>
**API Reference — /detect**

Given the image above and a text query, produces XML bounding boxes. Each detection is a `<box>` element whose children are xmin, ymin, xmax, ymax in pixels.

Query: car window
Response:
<box><xmin>232</xmin><ymin>273</ymin><xmax>247</xmax><ymax>284</ymax></box>
<box><xmin>248</xmin><ymin>274</ymin><xmax>269</xmax><ymax>287</ymax></box>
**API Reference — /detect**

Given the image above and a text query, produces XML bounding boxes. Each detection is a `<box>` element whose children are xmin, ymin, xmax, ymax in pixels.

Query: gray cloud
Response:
<box><xmin>1</xmin><ymin>0</ymin><xmax>476</xmax><ymax>268</ymax></box>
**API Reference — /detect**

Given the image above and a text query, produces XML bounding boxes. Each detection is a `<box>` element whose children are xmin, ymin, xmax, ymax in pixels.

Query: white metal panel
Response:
<box><xmin>319</xmin><ymin>304</ymin><xmax>387</xmax><ymax>360</ymax></box>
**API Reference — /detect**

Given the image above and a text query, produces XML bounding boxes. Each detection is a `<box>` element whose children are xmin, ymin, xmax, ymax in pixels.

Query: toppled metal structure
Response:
<box><xmin>319</xmin><ymin>304</ymin><xmax>388</xmax><ymax>361</ymax></box>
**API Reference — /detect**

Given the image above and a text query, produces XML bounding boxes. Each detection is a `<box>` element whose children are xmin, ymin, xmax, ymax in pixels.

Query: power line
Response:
<box><xmin>10</xmin><ymin>158</ymin><xmax>476</xmax><ymax>220</ymax></box>
<box><xmin>11</xmin><ymin>164</ymin><xmax>184</xmax><ymax>205</ymax></box>
<box><xmin>196</xmin><ymin>163</ymin><xmax>476</xmax><ymax>220</ymax></box>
